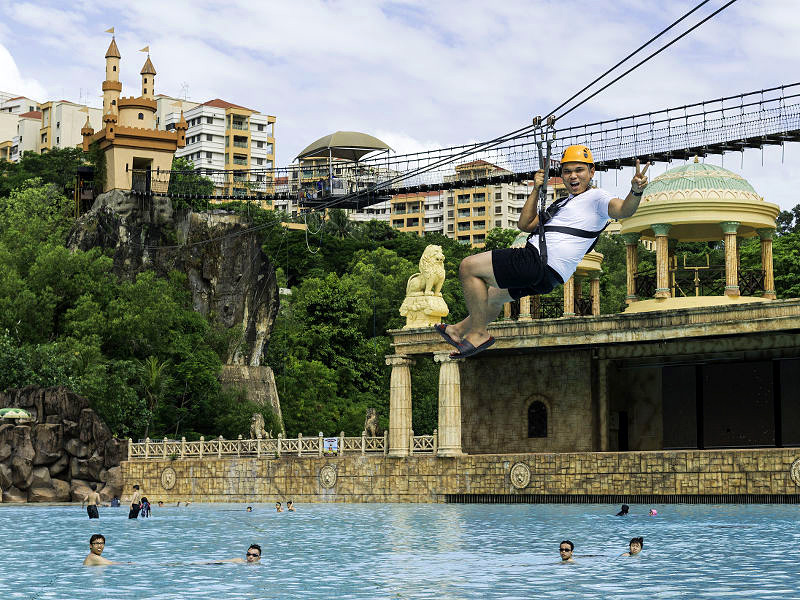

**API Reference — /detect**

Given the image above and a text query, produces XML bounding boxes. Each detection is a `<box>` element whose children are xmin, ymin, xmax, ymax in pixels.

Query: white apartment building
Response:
<box><xmin>9</xmin><ymin>111</ymin><xmax>42</xmax><ymax>161</ymax></box>
<box><xmin>0</xmin><ymin>93</ymin><xmax>40</xmax><ymax>115</ymax></box>
<box><xmin>157</xmin><ymin>95</ymin><xmax>276</xmax><ymax>196</ymax></box>
<box><xmin>38</xmin><ymin>100</ymin><xmax>102</xmax><ymax>153</ymax></box>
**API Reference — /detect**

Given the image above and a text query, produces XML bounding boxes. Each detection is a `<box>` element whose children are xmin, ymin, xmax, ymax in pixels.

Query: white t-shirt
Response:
<box><xmin>526</xmin><ymin>187</ymin><xmax>613</xmax><ymax>282</ymax></box>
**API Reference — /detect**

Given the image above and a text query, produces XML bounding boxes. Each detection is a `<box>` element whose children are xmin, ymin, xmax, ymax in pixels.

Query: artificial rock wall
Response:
<box><xmin>0</xmin><ymin>387</ymin><xmax>126</xmax><ymax>503</ymax></box>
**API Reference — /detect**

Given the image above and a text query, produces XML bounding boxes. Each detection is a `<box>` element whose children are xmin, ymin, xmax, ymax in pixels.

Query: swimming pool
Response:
<box><xmin>1</xmin><ymin>502</ymin><xmax>798</xmax><ymax>599</ymax></box>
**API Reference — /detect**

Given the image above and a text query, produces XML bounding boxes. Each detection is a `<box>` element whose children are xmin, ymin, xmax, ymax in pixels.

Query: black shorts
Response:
<box><xmin>128</xmin><ymin>503</ymin><xmax>141</xmax><ymax>519</ymax></box>
<box><xmin>87</xmin><ymin>505</ymin><xmax>99</xmax><ymax>519</ymax></box>
<box><xmin>492</xmin><ymin>243</ymin><xmax>564</xmax><ymax>300</ymax></box>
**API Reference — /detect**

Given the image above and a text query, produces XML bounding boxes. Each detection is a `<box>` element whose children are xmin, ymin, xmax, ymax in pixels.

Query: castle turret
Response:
<box><xmin>175</xmin><ymin>110</ymin><xmax>188</xmax><ymax>148</ymax></box>
<box><xmin>81</xmin><ymin>115</ymin><xmax>95</xmax><ymax>151</ymax></box>
<box><xmin>103</xmin><ymin>37</ymin><xmax>122</xmax><ymax>114</ymax></box>
<box><xmin>103</xmin><ymin>110</ymin><xmax>117</xmax><ymax>141</ymax></box>
<box><xmin>140</xmin><ymin>54</ymin><xmax>156</xmax><ymax>100</ymax></box>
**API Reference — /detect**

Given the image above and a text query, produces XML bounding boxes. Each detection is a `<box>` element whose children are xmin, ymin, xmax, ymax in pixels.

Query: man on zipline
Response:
<box><xmin>436</xmin><ymin>145</ymin><xmax>649</xmax><ymax>358</ymax></box>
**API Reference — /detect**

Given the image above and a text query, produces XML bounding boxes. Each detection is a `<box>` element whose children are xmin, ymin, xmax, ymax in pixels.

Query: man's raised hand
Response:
<box><xmin>631</xmin><ymin>159</ymin><xmax>650</xmax><ymax>193</ymax></box>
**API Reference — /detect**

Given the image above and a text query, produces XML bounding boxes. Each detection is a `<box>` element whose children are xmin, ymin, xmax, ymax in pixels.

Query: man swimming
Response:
<box><xmin>83</xmin><ymin>534</ymin><xmax>116</xmax><ymax>566</ymax></box>
<box><xmin>287</xmin><ymin>501</ymin><xmax>295</xmax><ymax>512</ymax></box>
<box><xmin>214</xmin><ymin>544</ymin><xmax>262</xmax><ymax>564</ymax></box>
<box><xmin>558</xmin><ymin>540</ymin><xmax>575</xmax><ymax>563</ymax></box>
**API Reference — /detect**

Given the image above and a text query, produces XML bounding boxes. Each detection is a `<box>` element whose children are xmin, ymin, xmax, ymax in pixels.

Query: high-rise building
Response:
<box><xmin>157</xmin><ymin>95</ymin><xmax>276</xmax><ymax>197</ymax></box>
<box><xmin>38</xmin><ymin>100</ymin><xmax>102</xmax><ymax>153</ymax></box>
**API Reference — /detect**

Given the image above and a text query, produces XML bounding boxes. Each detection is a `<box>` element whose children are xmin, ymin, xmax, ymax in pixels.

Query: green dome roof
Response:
<box><xmin>644</xmin><ymin>161</ymin><xmax>757</xmax><ymax>197</ymax></box>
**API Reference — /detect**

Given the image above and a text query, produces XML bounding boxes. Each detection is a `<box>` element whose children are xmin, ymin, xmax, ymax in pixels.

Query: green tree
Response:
<box><xmin>167</xmin><ymin>156</ymin><xmax>214</xmax><ymax>210</ymax></box>
<box><xmin>325</xmin><ymin>208</ymin><xmax>353</xmax><ymax>239</ymax></box>
<box><xmin>136</xmin><ymin>355</ymin><xmax>172</xmax><ymax>439</ymax></box>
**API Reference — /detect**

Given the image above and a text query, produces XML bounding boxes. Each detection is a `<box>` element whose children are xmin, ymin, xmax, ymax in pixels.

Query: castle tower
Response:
<box><xmin>102</xmin><ymin>37</ymin><xmax>122</xmax><ymax>114</ymax></box>
<box><xmin>80</xmin><ymin>115</ymin><xmax>95</xmax><ymax>151</ymax></box>
<box><xmin>175</xmin><ymin>110</ymin><xmax>188</xmax><ymax>148</ymax></box>
<box><xmin>140</xmin><ymin>53</ymin><xmax>156</xmax><ymax>100</ymax></box>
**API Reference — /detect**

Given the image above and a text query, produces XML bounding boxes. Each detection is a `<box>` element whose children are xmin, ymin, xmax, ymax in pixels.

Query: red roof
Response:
<box><xmin>6</xmin><ymin>96</ymin><xmax>24</xmax><ymax>101</ymax></box>
<box><xmin>275</xmin><ymin>176</ymin><xmax>288</xmax><ymax>184</ymax></box>
<box><xmin>19</xmin><ymin>111</ymin><xmax>42</xmax><ymax>119</ymax></box>
<box><xmin>201</xmin><ymin>98</ymin><xmax>252</xmax><ymax>111</ymax></box>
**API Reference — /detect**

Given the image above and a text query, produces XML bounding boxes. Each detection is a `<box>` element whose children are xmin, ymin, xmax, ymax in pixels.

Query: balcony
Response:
<box><xmin>233</xmin><ymin>140</ymin><xmax>248</xmax><ymax>148</ymax></box>
<box><xmin>232</xmin><ymin>156</ymin><xmax>248</xmax><ymax>166</ymax></box>
<box><xmin>231</xmin><ymin>121</ymin><xmax>248</xmax><ymax>131</ymax></box>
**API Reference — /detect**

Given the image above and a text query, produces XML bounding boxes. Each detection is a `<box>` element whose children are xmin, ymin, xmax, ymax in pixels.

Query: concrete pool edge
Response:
<box><xmin>119</xmin><ymin>447</ymin><xmax>800</xmax><ymax>504</ymax></box>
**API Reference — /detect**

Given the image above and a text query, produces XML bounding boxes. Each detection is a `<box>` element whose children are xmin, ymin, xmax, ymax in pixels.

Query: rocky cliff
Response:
<box><xmin>0</xmin><ymin>386</ymin><xmax>126</xmax><ymax>503</ymax></box>
<box><xmin>67</xmin><ymin>191</ymin><xmax>282</xmax><ymax>419</ymax></box>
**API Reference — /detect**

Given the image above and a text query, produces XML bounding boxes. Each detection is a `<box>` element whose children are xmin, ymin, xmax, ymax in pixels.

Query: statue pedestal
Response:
<box><xmin>400</xmin><ymin>293</ymin><xmax>449</xmax><ymax>329</ymax></box>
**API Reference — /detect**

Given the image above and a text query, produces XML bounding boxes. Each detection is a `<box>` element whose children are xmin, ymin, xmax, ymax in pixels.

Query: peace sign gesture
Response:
<box><xmin>631</xmin><ymin>159</ymin><xmax>650</xmax><ymax>193</ymax></box>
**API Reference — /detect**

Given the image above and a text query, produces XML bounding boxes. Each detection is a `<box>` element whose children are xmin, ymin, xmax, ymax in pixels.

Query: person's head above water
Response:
<box><xmin>628</xmin><ymin>537</ymin><xmax>644</xmax><ymax>555</ymax></box>
<box><xmin>246</xmin><ymin>506</ymin><xmax>253</xmax><ymax>512</ymax></box>
<box><xmin>616</xmin><ymin>504</ymin><xmax>630</xmax><ymax>516</ymax></box>
<box><xmin>649</xmin><ymin>508</ymin><xmax>657</xmax><ymax>516</ymax></box>
<box><xmin>246</xmin><ymin>544</ymin><xmax>261</xmax><ymax>563</ymax></box>
<box><xmin>559</xmin><ymin>540</ymin><xmax>574</xmax><ymax>562</ymax></box>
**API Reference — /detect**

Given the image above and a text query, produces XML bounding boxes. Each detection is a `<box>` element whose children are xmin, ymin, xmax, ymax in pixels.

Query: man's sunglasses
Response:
<box><xmin>246</xmin><ymin>552</ymin><xmax>260</xmax><ymax>558</ymax></box>
<box><xmin>559</xmin><ymin>547</ymin><xmax>572</xmax><ymax>552</ymax></box>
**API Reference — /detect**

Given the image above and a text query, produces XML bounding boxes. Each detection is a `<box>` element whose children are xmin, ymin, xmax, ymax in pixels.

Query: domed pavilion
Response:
<box><xmin>618</xmin><ymin>159</ymin><xmax>780</xmax><ymax>313</ymax></box>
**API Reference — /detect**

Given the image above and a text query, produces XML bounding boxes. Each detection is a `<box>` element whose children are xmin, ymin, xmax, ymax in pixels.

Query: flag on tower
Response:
<box><xmin>105</xmin><ymin>27</ymin><xmax>114</xmax><ymax>33</ymax></box>
<box><xmin>139</xmin><ymin>46</ymin><xmax>150</xmax><ymax>53</ymax></box>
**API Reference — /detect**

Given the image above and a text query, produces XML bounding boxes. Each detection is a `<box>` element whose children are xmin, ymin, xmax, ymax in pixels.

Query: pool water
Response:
<box><xmin>1</xmin><ymin>502</ymin><xmax>798</xmax><ymax>599</ymax></box>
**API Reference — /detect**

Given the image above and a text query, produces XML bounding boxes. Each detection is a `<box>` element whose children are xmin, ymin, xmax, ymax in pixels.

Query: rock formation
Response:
<box><xmin>0</xmin><ymin>386</ymin><xmax>126</xmax><ymax>503</ymax></box>
<box><xmin>67</xmin><ymin>191</ymin><xmax>283</xmax><ymax>424</ymax></box>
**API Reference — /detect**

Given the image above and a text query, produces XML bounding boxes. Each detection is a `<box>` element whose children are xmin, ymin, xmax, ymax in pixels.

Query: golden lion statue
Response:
<box><xmin>399</xmin><ymin>245</ymin><xmax>449</xmax><ymax>329</ymax></box>
<box><xmin>405</xmin><ymin>245</ymin><xmax>445</xmax><ymax>296</ymax></box>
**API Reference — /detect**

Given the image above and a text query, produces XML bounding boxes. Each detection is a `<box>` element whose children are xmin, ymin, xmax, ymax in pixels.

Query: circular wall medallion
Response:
<box><xmin>319</xmin><ymin>465</ymin><xmax>337</xmax><ymax>489</ymax></box>
<box><xmin>791</xmin><ymin>458</ymin><xmax>800</xmax><ymax>487</ymax></box>
<box><xmin>510</xmin><ymin>462</ymin><xmax>531</xmax><ymax>490</ymax></box>
<box><xmin>160</xmin><ymin>466</ymin><xmax>177</xmax><ymax>490</ymax></box>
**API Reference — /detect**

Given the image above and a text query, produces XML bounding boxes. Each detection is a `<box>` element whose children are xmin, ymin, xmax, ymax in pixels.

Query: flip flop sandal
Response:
<box><xmin>434</xmin><ymin>323</ymin><xmax>462</xmax><ymax>350</ymax></box>
<box><xmin>449</xmin><ymin>336</ymin><xmax>496</xmax><ymax>359</ymax></box>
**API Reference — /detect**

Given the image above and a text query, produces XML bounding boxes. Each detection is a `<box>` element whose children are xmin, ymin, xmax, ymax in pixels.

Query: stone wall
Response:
<box><xmin>461</xmin><ymin>350</ymin><xmax>595</xmax><ymax>454</ymax></box>
<box><xmin>0</xmin><ymin>387</ymin><xmax>126</xmax><ymax>503</ymax></box>
<box><xmin>122</xmin><ymin>447</ymin><xmax>800</xmax><ymax>503</ymax></box>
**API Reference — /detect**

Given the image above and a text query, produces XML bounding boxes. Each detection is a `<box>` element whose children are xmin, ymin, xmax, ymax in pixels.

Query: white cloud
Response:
<box><xmin>0</xmin><ymin>43</ymin><xmax>48</xmax><ymax>100</ymax></box>
<box><xmin>0</xmin><ymin>0</ymin><xmax>797</xmax><ymax>211</ymax></box>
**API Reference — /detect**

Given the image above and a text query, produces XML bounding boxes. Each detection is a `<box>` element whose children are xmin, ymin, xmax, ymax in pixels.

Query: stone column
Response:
<box><xmin>519</xmin><ymin>296</ymin><xmax>532</xmax><ymax>321</ymax></box>
<box><xmin>590</xmin><ymin>274</ymin><xmax>601</xmax><ymax>316</ymax></box>
<box><xmin>720</xmin><ymin>221</ymin><xmax>741</xmax><ymax>297</ymax></box>
<box><xmin>434</xmin><ymin>352</ymin><xmax>463</xmax><ymax>457</ymax></box>
<box><xmin>563</xmin><ymin>276</ymin><xmax>575</xmax><ymax>316</ymax></box>
<box><xmin>758</xmin><ymin>228</ymin><xmax>776</xmax><ymax>300</ymax></box>
<box><xmin>503</xmin><ymin>302</ymin><xmax>511</xmax><ymax>320</ymax></box>
<box><xmin>652</xmin><ymin>223</ymin><xmax>672</xmax><ymax>299</ymax></box>
<box><xmin>621</xmin><ymin>232</ymin><xmax>640</xmax><ymax>304</ymax></box>
<box><xmin>386</xmin><ymin>354</ymin><xmax>414</xmax><ymax>457</ymax></box>
<box><xmin>668</xmin><ymin>238</ymin><xmax>678</xmax><ymax>296</ymax></box>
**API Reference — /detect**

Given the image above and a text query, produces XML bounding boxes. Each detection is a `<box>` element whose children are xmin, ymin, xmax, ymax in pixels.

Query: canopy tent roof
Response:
<box><xmin>296</xmin><ymin>131</ymin><xmax>392</xmax><ymax>162</ymax></box>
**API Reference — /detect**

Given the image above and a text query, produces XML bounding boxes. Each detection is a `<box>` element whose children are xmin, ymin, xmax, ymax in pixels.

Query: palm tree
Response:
<box><xmin>325</xmin><ymin>208</ymin><xmax>353</xmax><ymax>239</ymax></box>
<box><xmin>136</xmin><ymin>356</ymin><xmax>172</xmax><ymax>439</ymax></box>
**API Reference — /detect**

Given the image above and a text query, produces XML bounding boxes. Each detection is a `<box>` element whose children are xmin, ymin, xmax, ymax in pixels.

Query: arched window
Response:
<box><xmin>528</xmin><ymin>401</ymin><xmax>547</xmax><ymax>438</ymax></box>
<box><xmin>111</xmin><ymin>100</ymin><xmax>116</xmax><ymax>105</ymax></box>
<box><xmin>113</xmin><ymin>65</ymin><xmax>116</xmax><ymax>71</ymax></box>
<box><xmin>144</xmin><ymin>77</ymin><xmax>148</xmax><ymax>84</ymax></box>
<box><xmin>138</xmin><ymin>112</ymin><xmax>144</xmax><ymax>120</ymax></box>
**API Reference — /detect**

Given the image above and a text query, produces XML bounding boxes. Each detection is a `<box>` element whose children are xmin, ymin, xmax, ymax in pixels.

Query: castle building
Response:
<box><xmin>82</xmin><ymin>37</ymin><xmax>187</xmax><ymax>193</ymax></box>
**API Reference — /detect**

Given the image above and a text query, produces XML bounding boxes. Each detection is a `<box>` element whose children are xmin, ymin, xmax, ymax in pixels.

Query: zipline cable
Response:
<box><xmin>310</xmin><ymin>0</ymin><xmax>739</xmax><ymax>213</ymax></box>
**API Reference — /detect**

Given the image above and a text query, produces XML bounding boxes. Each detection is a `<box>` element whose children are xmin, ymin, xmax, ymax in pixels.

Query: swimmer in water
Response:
<box><xmin>616</xmin><ymin>504</ymin><xmax>629</xmax><ymax>516</ymax></box>
<box><xmin>214</xmin><ymin>544</ymin><xmax>262</xmax><ymax>564</ymax></box>
<box><xmin>558</xmin><ymin>540</ymin><xmax>575</xmax><ymax>563</ymax></box>
<box><xmin>287</xmin><ymin>501</ymin><xmax>295</xmax><ymax>512</ymax></box>
<box><xmin>82</xmin><ymin>483</ymin><xmax>105</xmax><ymax>519</ymax></box>
<box><xmin>246</xmin><ymin>506</ymin><xmax>253</xmax><ymax>512</ymax></box>
<box><xmin>649</xmin><ymin>508</ymin><xmax>657</xmax><ymax>516</ymax></box>
<box><xmin>621</xmin><ymin>537</ymin><xmax>644</xmax><ymax>556</ymax></box>
<box><xmin>83</xmin><ymin>534</ymin><xmax>116</xmax><ymax>566</ymax></box>
<box><xmin>275</xmin><ymin>502</ymin><xmax>283</xmax><ymax>513</ymax></box>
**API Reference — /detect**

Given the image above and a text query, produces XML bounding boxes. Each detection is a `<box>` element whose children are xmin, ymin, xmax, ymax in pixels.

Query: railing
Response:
<box><xmin>231</xmin><ymin>122</ymin><xmax>248</xmax><ymax>131</ymax></box>
<box><xmin>635</xmin><ymin>267</ymin><xmax>765</xmax><ymax>299</ymax></box>
<box><xmin>127</xmin><ymin>430</ymin><xmax>439</xmax><ymax>461</ymax></box>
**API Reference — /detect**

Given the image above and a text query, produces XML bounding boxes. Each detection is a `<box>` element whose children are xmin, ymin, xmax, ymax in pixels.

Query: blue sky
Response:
<box><xmin>1</xmin><ymin>0</ymin><xmax>798</xmax><ymax>208</ymax></box>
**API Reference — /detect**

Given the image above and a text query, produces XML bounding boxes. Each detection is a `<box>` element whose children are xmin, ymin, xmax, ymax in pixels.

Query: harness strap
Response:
<box><xmin>542</xmin><ymin>225</ymin><xmax>606</xmax><ymax>238</ymax></box>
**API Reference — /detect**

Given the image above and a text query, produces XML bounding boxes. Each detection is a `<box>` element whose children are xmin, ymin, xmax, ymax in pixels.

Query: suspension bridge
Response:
<box><xmin>136</xmin><ymin>82</ymin><xmax>800</xmax><ymax>211</ymax></box>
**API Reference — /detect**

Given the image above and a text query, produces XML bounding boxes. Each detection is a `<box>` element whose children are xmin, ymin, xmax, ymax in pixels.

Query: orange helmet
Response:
<box><xmin>561</xmin><ymin>145</ymin><xmax>594</xmax><ymax>165</ymax></box>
